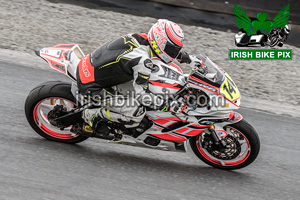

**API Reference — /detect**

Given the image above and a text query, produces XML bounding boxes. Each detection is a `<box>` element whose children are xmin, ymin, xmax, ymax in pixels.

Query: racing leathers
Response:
<box><xmin>77</xmin><ymin>33</ymin><xmax>190</xmax><ymax>128</ymax></box>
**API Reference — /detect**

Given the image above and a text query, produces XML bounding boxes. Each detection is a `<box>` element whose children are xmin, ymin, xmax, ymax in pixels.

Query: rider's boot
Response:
<box><xmin>81</xmin><ymin>109</ymin><xmax>110</xmax><ymax>137</ymax></box>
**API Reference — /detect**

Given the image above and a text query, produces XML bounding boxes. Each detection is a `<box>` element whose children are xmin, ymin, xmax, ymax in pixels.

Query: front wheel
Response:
<box><xmin>190</xmin><ymin>119</ymin><xmax>260</xmax><ymax>170</ymax></box>
<box><xmin>25</xmin><ymin>81</ymin><xmax>88</xmax><ymax>144</ymax></box>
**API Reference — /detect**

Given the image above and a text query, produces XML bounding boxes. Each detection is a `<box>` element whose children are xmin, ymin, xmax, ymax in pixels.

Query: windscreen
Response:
<box><xmin>197</xmin><ymin>54</ymin><xmax>225</xmax><ymax>85</ymax></box>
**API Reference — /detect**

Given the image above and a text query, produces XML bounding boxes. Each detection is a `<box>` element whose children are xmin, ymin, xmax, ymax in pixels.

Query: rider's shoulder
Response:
<box><xmin>129</xmin><ymin>33</ymin><xmax>149</xmax><ymax>46</ymax></box>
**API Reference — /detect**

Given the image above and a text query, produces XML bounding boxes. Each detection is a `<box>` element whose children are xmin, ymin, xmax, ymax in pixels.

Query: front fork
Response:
<box><xmin>206</xmin><ymin>111</ymin><xmax>243</xmax><ymax>145</ymax></box>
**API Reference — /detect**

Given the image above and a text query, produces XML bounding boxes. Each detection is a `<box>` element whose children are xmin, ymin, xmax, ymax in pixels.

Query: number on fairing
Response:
<box><xmin>220</xmin><ymin>74</ymin><xmax>240</xmax><ymax>101</ymax></box>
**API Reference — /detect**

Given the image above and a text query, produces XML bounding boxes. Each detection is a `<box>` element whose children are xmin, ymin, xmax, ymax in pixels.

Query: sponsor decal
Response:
<box><xmin>150</xmin><ymin>40</ymin><xmax>162</xmax><ymax>54</ymax></box>
<box><xmin>159</xmin><ymin>65</ymin><xmax>181</xmax><ymax>81</ymax></box>
<box><xmin>51</xmin><ymin>61</ymin><xmax>65</xmax><ymax>72</ymax></box>
<box><xmin>82</xmin><ymin>56</ymin><xmax>91</xmax><ymax>77</ymax></box>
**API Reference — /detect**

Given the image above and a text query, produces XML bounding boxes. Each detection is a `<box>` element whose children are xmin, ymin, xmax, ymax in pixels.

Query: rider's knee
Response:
<box><xmin>131</xmin><ymin>105</ymin><xmax>146</xmax><ymax>122</ymax></box>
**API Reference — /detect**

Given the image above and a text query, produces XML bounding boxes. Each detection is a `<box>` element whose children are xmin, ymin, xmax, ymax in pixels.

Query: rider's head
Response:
<box><xmin>148</xmin><ymin>19</ymin><xmax>184</xmax><ymax>63</ymax></box>
<box><xmin>284</xmin><ymin>24</ymin><xmax>291</xmax><ymax>35</ymax></box>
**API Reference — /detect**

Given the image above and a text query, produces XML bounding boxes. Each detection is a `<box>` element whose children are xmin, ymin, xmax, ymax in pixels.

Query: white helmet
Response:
<box><xmin>284</xmin><ymin>24</ymin><xmax>291</xmax><ymax>35</ymax></box>
<box><xmin>148</xmin><ymin>19</ymin><xmax>184</xmax><ymax>63</ymax></box>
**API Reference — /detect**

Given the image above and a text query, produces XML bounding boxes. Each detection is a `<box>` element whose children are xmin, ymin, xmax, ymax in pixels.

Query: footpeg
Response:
<box><xmin>112</xmin><ymin>130</ymin><xmax>123</xmax><ymax>141</ymax></box>
<box><xmin>71</xmin><ymin>124</ymin><xmax>94</xmax><ymax>137</ymax></box>
<box><xmin>71</xmin><ymin>123</ymin><xmax>121</xmax><ymax>141</ymax></box>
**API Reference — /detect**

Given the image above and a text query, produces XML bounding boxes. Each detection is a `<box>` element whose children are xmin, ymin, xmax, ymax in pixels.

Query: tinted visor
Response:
<box><xmin>164</xmin><ymin>41</ymin><xmax>182</xmax><ymax>58</ymax></box>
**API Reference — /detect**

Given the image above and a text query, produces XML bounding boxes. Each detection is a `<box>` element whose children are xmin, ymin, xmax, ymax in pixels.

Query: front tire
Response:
<box><xmin>25</xmin><ymin>81</ymin><xmax>88</xmax><ymax>144</ymax></box>
<box><xmin>190</xmin><ymin>119</ymin><xmax>260</xmax><ymax>170</ymax></box>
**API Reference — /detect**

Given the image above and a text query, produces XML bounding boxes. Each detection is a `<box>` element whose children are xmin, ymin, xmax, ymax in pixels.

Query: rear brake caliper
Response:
<box><xmin>48</xmin><ymin>105</ymin><xmax>69</xmax><ymax>128</ymax></box>
<box><xmin>48</xmin><ymin>104</ymin><xmax>84</xmax><ymax>130</ymax></box>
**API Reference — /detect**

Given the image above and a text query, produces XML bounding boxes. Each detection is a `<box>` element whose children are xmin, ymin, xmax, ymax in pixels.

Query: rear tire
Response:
<box><xmin>270</xmin><ymin>37</ymin><xmax>279</xmax><ymax>47</ymax></box>
<box><xmin>25</xmin><ymin>81</ymin><xmax>88</xmax><ymax>144</ymax></box>
<box><xmin>190</xmin><ymin>119</ymin><xmax>260</xmax><ymax>170</ymax></box>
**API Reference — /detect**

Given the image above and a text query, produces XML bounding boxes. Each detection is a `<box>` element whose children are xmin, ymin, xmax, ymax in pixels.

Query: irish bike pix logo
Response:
<box><xmin>230</xmin><ymin>4</ymin><xmax>292</xmax><ymax>60</ymax></box>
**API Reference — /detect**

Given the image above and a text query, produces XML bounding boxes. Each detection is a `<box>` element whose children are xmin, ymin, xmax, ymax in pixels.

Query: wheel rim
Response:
<box><xmin>196</xmin><ymin>126</ymin><xmax>251</xmax><ymax>167</ymax></box>
<box><xmin>33</xmin><ymin>97</ymin><xmax>79</xmax><ymax>139</ymax></box>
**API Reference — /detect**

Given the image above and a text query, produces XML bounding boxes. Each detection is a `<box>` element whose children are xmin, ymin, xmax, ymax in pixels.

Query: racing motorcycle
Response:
<box><xmin>267</xmin><ymin>25</ymin><xmax>291</xmax><ymax>47</ymax></box>
<box><xmin>25</xmin><ymin>44</ymin><xmax>260</xmax><ymax>170</ymax></box>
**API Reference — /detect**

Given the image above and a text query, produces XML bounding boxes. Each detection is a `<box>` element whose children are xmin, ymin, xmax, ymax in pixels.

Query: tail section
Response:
<box><xmin>35</xmin><ymin>44</ymin><xmax>85</xmax><ymax>81</ymax></box>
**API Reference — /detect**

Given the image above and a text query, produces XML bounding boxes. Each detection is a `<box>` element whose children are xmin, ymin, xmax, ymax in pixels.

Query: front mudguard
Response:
<box><xmin>213</xmin><ymin>111</ymin><xmax>243</xmax><ymax>138</ymax></box>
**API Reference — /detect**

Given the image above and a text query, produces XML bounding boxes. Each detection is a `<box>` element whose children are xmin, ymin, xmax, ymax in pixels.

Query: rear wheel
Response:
<box><xmin>270</xmin><ymin>37</ymin><xmax>279</xmax><ymax>47</ymax></box>
<box><xmin>190</xmin><ymin>119</ymin><xmax>260</xmax><ymax>170</ymax></box>
<box><xmin>25</xmin><ymin>81</ymin><xmax>88</xmax><ymax>144</ymax></box>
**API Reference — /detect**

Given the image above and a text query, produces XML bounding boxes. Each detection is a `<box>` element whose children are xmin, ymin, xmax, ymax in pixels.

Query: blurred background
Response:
<box><xmin>50</xmin><ymin>0</ymin><xmax>300</xmax><ymax>47</ymax></box>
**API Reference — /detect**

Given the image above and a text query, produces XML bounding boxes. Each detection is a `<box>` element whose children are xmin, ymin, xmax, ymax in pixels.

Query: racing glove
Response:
<box><xmin>190</xmin><ymin>55</ymin><xmax>207</xmax><ymax>75</ymax></box>
<box><xmin>177</xmin><ymin>51</ymin><xmax>191</xmax><ymax>64</ymax></box>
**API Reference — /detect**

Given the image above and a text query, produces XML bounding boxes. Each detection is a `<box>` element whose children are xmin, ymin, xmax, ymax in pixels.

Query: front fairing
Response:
<box><xmin>187</xmin><ymin>55</ymin><xmax>240</xmax><ymax>112</ymax></box>
<box><xmin>219</xmin><ymin>73</ymin><xmax>240</xmax><ymax>103</ymax></box>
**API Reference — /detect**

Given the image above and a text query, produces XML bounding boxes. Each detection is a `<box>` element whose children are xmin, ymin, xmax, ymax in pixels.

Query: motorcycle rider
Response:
<box><xmin>277</xmin><ymin>24</ymin><xmax>291</xmax><ymax>47</ymax></box>
<box><xmin>76</xmin><ymin>19</ymin><xmax>193</xmax><ymax>136</ymax></box>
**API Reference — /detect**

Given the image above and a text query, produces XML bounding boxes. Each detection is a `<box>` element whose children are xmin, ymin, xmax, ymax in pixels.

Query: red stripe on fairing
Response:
<box><xmin>166</xmin><ymin>23</ymin><xmax>183</xmax><ymax>46</ymax></box>
<box><xmin>228</xmin><ymin>111</ymin><xmax>234</xmax><ymax>120</ymax></box>
<box><xmin>190</xmin><ymin>74</ymin><xmax>240</xmax><ymax>108</ymax></box>
<box><xmin>189</xmin><ymin>82</ymin><xmax>217</xmax><ymax>94</ymax></box>
<box><xmin>163</xmin><ymin>117</ymin><xmax>192</xmax><ymax>123</ymax></box>
<box><xmin>176</xmin><ymin>127</ymin><xmax>189</xmax><ymax>133</ymax></box>
<box><xmin>189</xmin><ymin>76</ymin><xmax>219</xmax><ymax>89</ymax></box>
<box><xmin>223</xmin><ymin>97</ymin><xmax>239</xmax><ymax>108</ymax></box>
<box><xmin>190</xmin><ymin>81</ymin><xmax>239</xmax><ymax>108</ymax></box>
<box><xmin>189</xmin><ymin>124</ymin><xmax>211</xmax><ymax>128</ymax></box>
<box><xmin>149</xmin><ymin>81</ymin><xmax>181</xmax><ymax>90</ymax></box>
<box><xmin>153</xmin><ymin>119</ymin><xmax>169</xmax><ymax>125</ymax></box>
<box><xmin>169</xmin><ymin>63</ymin><xmax>183</xmax><ymax>73</ymax></box>
<box><xmin>154</xmin><ymin>125</ymin><xmax>163</xmax><ymax>130</ymax></box>
<box><xmin>190</xmin><ymin>75</ymin><xmax>240</xmax><ymax>107</ymax></box>
<box><xmin>164</xmin><ymin>117</ymin><xmax>180</xmax><ymax>121</ymax></box>
<box><xmin>151</xmin><ymin>133</ymin><xmax>186</xmax><ymax>142</ymax></box>
<box><xmin>185</xmin><ymin>129</ymin><xmax>205</xmax><ymax>136</ymax></box>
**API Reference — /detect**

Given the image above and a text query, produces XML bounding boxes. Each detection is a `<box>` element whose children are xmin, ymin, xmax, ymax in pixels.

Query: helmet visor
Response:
<box><xmin>164</xmin><ymin>41</ymin><xmax>182</xmax><ymax>59</ymax></box>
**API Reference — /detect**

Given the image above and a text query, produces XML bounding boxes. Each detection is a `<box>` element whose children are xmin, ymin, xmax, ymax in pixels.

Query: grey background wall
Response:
<box><xmin>149</xmin><ymin>0</ymin><xmax>300</xmax><ymax>25</ymax></box>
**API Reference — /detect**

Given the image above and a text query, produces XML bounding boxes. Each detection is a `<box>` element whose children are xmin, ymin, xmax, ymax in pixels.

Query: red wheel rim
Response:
<box><xmin>33</xmin><ymin>97</ymin><xmax>79</xmax><ymax>140</ymax></box>
<box><xmin>196</xmin><ymin>126</ymin><xmax>251</xmax><ymax>167</ymax></box>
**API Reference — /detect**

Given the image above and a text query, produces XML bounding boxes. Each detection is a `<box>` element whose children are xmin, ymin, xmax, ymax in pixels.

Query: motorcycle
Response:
<box><xmin>25</xmin><ymin>44</ymin><xmax>260</xmax><ymax>170</ymax></box>
<box><xmin>267</xmin><ymin>27</ymin><xmax>290</xmax><ymax>47</ymax></box>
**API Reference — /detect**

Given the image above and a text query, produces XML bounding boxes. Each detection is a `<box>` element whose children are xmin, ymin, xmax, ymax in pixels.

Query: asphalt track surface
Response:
<box><xmin>0</xmin><ymin>60</ymin><xmax>300</xmax><ymax>200</ymax></box>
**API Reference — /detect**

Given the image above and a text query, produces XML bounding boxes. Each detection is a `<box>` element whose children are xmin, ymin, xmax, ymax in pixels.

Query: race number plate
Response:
<box><xmin>220</xmin><ymin>74</ymin><xmax>240</xmax><ymax>101</ymax></box>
